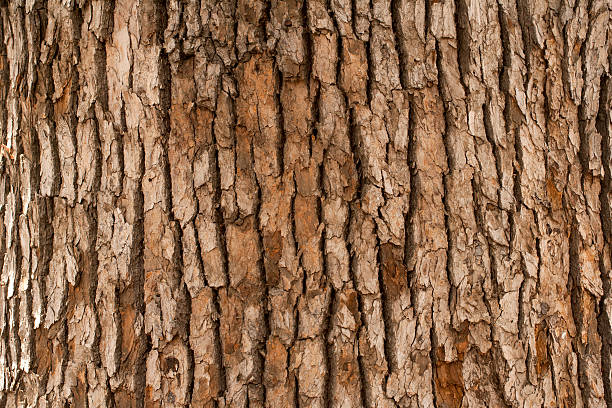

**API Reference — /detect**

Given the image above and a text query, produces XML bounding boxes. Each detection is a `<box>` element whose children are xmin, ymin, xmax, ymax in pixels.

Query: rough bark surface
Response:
<box><xmin>0</xmin><ymin>0</ymin><xmax>610</xmax><ymax>407</ymax></box>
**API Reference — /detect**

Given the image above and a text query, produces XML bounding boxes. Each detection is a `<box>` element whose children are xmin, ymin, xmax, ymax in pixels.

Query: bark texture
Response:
<box><xmin>0</xmin><ymin>0</ymin><xmax>611</xmax><ymax>407</ymax></box>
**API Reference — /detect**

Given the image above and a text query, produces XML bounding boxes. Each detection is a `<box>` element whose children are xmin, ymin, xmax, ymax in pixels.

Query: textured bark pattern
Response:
<box><xmin>0</xmin><ymin>0</ymin><xmax>611</xmax><ymax>407</ymax></box>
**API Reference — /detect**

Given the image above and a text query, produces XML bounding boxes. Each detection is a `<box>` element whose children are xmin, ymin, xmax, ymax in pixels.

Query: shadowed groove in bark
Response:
<box><xmin>404</xmin><ymin>99</ymin><xmax>417</xmax><ymax>324</ymax></box>
<box><xmin>39</xmin><ymin>6</ymin><xmax>62</xmax><ymax>198</ymax></box>
<box><xmin>345</xmin><ymin>203</ymin><xmax>369</xmax><ymax>408</ymax></box>
<box><xmin>0</xmin><ymin>5</ymin><xmax>5</xmax><ymax>153</ymax></box>
<box><xmin>596</xmin><ymin>72</ymin><xmax>612</xmax><ymax>408</ymax></box>
<box><xmin>347</xmin><ymin>85</ymin><xmax>383</xmax><ymax>408</ymax></box>
<box><xmin>569</xmin><ymin>214</ymin><xmax>588</xmax><ymax>406</ymax></box>
<box><xmin>482</xmin><ymin>99</ymin><xmax>503</xmax><ymax>304</ymax></box>
<box><xmin>323</xmin><ymin>284</ymin><xmax>335</xmax><ymax>408</ymax></box>
<box><xmin>434</xmin><ymin>38</ymin><xmax>454</xmax><ymax>325</ymax></box>
<box><xmin>453</xmin><ymin>0</ymin><xmax>471</xmax><ymax>96</ymax></box>
<box><xmin>375</xmin><ymin>239</ymin><xmax>396</xmax><ymax>374</ymax></box>
<box><xmin>252</xmin><ymin>139</ymin><xmax>270</xmax><ymax>407</ymax></box>
<box><xmin>129</xmin><ymin>119</ymin><xmax>147</xmax><ymax>408</ymax></box>
<box><xmin>390</xmin><ymin>0</ymin><xmax>406</xmax><ymax>90</ymax></box>
<box><xmin>364</xmin><ymin>2</ymin><xmax>374</xmax><ymax>106</ymax></box>
<box><xmin>209</xmin><ymin>99</ymin><xmax>229</xmax><ymax>402</ymax></box>
<box><xmin>497</xmin><ymin>0</ymin><xmax>525</xmax><ymax>353</ymax></box>
<box><xmin>6</xmin><ymin>5</ymin><xmax>26</xmax><ymax>388</ymax></box>
<box><xmin>82</xmin><ymin>13</ymin><xmax>107</xmax><ymax>404</ymax></box>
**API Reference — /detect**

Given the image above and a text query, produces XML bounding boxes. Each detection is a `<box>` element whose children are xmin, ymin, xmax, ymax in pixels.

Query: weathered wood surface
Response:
<box><xmin>0</xmin><ymin>0</ymin><xmax>610</xmax><ymax>407</ymax></box>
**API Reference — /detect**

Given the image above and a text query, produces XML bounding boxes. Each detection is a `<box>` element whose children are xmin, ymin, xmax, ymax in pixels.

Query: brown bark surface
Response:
<box><xmin>0</xmin><ymin>0</ymin><xmax>611</xmax><ymax>407</ymax></box>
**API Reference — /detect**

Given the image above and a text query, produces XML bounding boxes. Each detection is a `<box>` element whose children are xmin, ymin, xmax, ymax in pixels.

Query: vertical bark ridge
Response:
<box><xmin>437</xmin><ymin>0</ymin><xmax>512</xmax><ymax>404</ymax></box>
<box><xmin>391</xmin><ymin>1</ymin><xmax>452</xmax><ymax>406</ymax></box>
<box><xmin>137</xmin><ymin>1</ymin><xmax>192</xmax><ymax>406</ymax></box>
<box><xmin>572</xmin><ymin>2</ymin><xmax>610</xmax><ymax>407</ymax></box>
<box><xmin>212</xmin><ymin>2</ymin><xmax>271</xmax><ymax>406</ymax></box>
<box><xmin>0</xmin><ymin>2</ymin><xmax>24</xmax><ymax>401</ymax></box>
<box><xmin>326</xmin><ymin>2</ymin><xmax>397</xmax><ymax>407</ymax></box>
<box><xmin>258</xmin><ymin>2</ymin><xmax>308</xmax><ymax>407</ymax></box>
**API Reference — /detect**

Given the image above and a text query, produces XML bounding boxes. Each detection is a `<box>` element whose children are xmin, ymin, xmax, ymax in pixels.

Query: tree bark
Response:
<box><xmin>0</xmin><ymin>0</ymin><xmax>610</xmax><ymax>407</ymax></box>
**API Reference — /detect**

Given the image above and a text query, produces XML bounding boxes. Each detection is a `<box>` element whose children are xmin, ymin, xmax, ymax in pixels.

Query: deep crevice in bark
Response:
<box><xmin>596</xmin><ymin>72</ymin><xmax>612</xmax><ymax>408</ymax></box>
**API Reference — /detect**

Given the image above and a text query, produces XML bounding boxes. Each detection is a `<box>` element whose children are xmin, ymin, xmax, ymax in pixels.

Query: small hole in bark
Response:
<box><xmin>162</xmin><ymin>357</ymin><xmax>179</xmax><ymax>373</ymax></box>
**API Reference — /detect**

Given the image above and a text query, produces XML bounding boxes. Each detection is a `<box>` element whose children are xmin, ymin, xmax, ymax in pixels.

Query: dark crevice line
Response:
<box><xmin>210</xmin><ymin>95</ymin><xmax>231</xmax><ymax>289</ymax></box>
<box><xmin>130</xmin><ymin>120</ymin><xmax>147</xmax><ymax>408</ymax></box>
<box><xmin>294</xmin><ymin>363</ymin><xmax>300</xmax><ymax>408</ymax></box>
<box><xmin>82</xmin><ymin>46</ymin><xmax>104</xmax><ymax>384</ymax></box>
<box><xmin>40</xmin><ymin>4</ymin><xmax>61</xmax><ymax>199</ymax></box>
<box><xmin>251</xmin><ymin>140</ymin><xmax>270</xmax><ymax>408</ymax></box>
<box><xmin>26</xmin><ymin>2</ymin><xmax>58</xmax><ymax>402</ymax></box>
<box><xmin>577</xmin><ymin>2</ymin><xmax>594</xmax><ymax>176</ymax></box>
<box><xmin>309</xmin><ymin>20</ymin><xmax>339</xmax><ymax>408</ymax></box>
<box><xmin>574</xmin><ymin>2</ymin><xmax>600</xmax><ymax>406</ymax></box>
<box><xmin>568</xmin><ymin>216</ymin><xmax>590</xmax><ymax>407</ymax></box>
<box><xmin>158</xmin><ymin>48</ymin><xmax>191</xmax><ymax>339</ymax></box>
<box><xmin>0</xmin><ymin>9</ymin><xmax>8</xmax><ymax>356</ymax></box>
<box><xmin>375</xmin><ymin>240</ymin><xmax>396</xmax><ymax>376</ymax></box>
<box><xmin>0</xmin><ymin>4</ymin><xmax>7</xmax><ymax>159</ymax></box>
<box><xmin>364</xmin><ymin>2</ymin><xmax>373</xmax><ymax>107</ymax></box>
<box><xmin>429</xmin><ymin>325</ymin><xmax>440</xmax><ymax>408</ymax></box>
<box><xmin>302</xmin><ymin>0</ymin><xmax>313</xmax><ymax>84</ymax></box>
<box><xmin>64</xmin><ymin>6</ymin><xmax>81</xmax><ymax>206</ymax></box>
<box><xmin>496</xmin><ymin>1</ymin><xmax>517</xmax><ymax>254</ymax></box>
<box><xmin>470</xmin><ymin>176</ymin><xmax>497</xmax><ymax>338</ymax></box>
<box><xmin>345</xmin><ymin>204</ymin><xmax>368</xmax><ymax>408</ymax></box>
<box><xmin>482</xmin><ymin>100</ymin><xmax>504</xmax><ymax>305</ymax></box>
<box><xmin>483</xmin><ymin>95</ymin><xmax>505</xmax><ymax>210</ymax></box>
<box><xmin>276</xmin><ymin>18</ymin><xmax>300</xmax><ymax>406</ymax></box>
<box><xmin>5</xmin><ymin>4</ymin><xmax>26</xmax><ymax>392</ymax></box>
<box><xmin>533</xmin><ymin>226</ymin><xmax>542</xmax><ymax>292</ymax></box>
<box><xmin>327</xmin><ymin>0</ymin><xmax>344</xmax><ymax>89</ymax></box>
<box><xmin>95</xmin><ymin>2</ymin><xmax>121</xmax><ymax>406</ymax></box>
<box><xmin>496</xmin><ymin>5</ymin><xmax>532</xmax><ymax>404</ymax></box>
<box><xmin>595</xmin><ymin>72</ymin><xmax>612</xmax><ymax>408</ymax></box>
<box><xmin>497</xmin><ymin>0</ymin><xmax>525</xmax><ymax>341</ymax></box>
<box><xmin>424</xmin><ymin>0</ymin><xmax>430</xmax><ymax>45</ymax></box>
<box><xmin>390</xmin><ymin>0</ymin><xmax>406</xmax><ymax>90</ymax></box>
<box><xmin>210</xmin><ymin>86</ymin><xmax>231</xmax><ymax>342</ymax></box>
<box><xmin>346</xmin><ymin>99</ymin><xmax>385</xmax><ymax>407</ymax></box>
<box><xmin>55</xmin><ymin>321</ymin><xmax>69</xmax><ymax>405</ymax></box>
<box><xmin>323</xmin><ymin>285</ymin><xmax>335</xmax><ymax>408</ymax></box>
<box><xmin>318</xmin><ymin>198</ymin><xmax>334</xmax><ymax>408</ymax></box>
<box><xmin>248</xmin><ymin>89</ymin><xmax>269</xmax><ymax>408</ymax></box>
<box><xmin>159</xmin><ymin>11</ymin><xmax>198</xmax><ymax>397</ymax></box>
<box><xmin>83</xmin><ymin>204</ymin><xmax>100</xmax><ymax>402</ymax></box>
<box><xmin>328</xmin><ymin>3</ymin><xmax>369</xmax><ymax>404</ymax></box>
<box><xmin>511</xmin><ymin>111</ymin><xmax>527</xmax><ymax>343</ymax></box>
<box><xmin>434</xmin><ymin>40</ymin><xmax>454</xmax><ymax>321</ymax></box>
<box><xmin>350</xmin><ymin>0</ymin><xmax>358</xmax><ymax>40</ymax></box>
<box><xmin>514</xmin><ymin>0</ymin><xmax>532</xmax><ymax>88</ymax></box>
<box><xmin>405</xmin><ymin>99</ymin><xmax>417</xmax><ymax>317</ymax></box>
<box><xmin>453</xmin><ymin>0</ymin><xmax>470</xmax><ymax>96</ymax></box>
<box><xmin>84</xmin><ymin>17</ymin><xmax>107</xmax><ymax>402</ymax></box>
<box><xmin>213</xmin><ymin>86</ymin><xmax>237</xmax><ymax>400</ymax></box>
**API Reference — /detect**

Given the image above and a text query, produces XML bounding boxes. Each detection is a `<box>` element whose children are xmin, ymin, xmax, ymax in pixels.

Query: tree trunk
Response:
<box><xmin>0</xmin><ymin>0</ymin><xmax>610</xmax><ymax>407</ymax></box>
